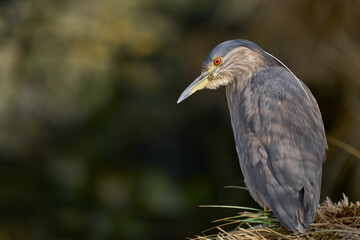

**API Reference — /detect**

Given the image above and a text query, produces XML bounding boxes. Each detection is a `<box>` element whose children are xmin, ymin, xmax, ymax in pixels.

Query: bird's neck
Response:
<box><xmin>225</xmin><ymin>72</ymin><xmax>251</xmax><ymax>129</ymax></box>
<box><xmin>225</xmin><ymin>69</ymin><xmax>253</xmax><ymax>94</ymax></box>
<box><xmin>225</xmin><ymin>50</ymin><xmax>273</xmax><ymax>92</ymax></box>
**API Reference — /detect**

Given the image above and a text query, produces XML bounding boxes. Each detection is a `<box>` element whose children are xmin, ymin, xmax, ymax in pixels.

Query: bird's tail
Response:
<box><xmin>265</xmin><ymin>184</ymin><xmax>319</xmax><ymax>233</ymax></box>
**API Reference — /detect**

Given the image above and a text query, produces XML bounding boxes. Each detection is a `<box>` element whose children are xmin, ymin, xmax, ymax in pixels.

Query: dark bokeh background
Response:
<box><xmin>0</xmin><ymin>0</ymin><xmax>359</xmax><ymax>239</ymax></box>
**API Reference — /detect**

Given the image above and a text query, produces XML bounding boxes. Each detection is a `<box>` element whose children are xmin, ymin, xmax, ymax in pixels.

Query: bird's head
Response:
<box><xmin>177</xmin><ymin>39</ymin><xmax>276</xmax><ymax>103</ymax></box>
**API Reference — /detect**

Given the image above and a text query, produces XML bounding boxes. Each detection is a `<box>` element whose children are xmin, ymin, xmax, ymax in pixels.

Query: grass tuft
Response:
<box><xmin>192</xmin><ymin>191</ymin><xmax>360</xmax><ymax>240</ymax></box>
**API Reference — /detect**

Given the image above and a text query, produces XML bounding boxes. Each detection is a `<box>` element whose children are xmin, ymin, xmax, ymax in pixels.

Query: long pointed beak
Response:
<box><xmin>177</xmin><ymin>70</ymin><xmax>213</xmax><ymax>104</ymax></box>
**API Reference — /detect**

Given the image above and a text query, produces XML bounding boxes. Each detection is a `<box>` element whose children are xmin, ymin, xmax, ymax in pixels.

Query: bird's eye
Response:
<box><xmin>213</xmin><ymin>57</ymin><xmax>222</xmax><ymax>65</ymax></box>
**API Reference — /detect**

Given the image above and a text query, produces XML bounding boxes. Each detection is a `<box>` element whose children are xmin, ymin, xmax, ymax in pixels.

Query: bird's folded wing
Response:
<box><xmin>250</xmin><ymin>67</ymin><xmax>326</xmax><ymax>190</ymax></box>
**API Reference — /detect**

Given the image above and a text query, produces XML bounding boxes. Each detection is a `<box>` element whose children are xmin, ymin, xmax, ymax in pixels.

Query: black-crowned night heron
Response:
<box><xmin>177</xmin><ymin>40</ymin><xmax>327</xmax><ymax>233</ymax></box>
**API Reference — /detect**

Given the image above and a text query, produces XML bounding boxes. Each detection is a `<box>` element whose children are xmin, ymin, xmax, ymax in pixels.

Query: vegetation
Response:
<box><xmin>193</xmin><ymin>194</ymin><xmax>360</xmax><ymax>239</ymax></box>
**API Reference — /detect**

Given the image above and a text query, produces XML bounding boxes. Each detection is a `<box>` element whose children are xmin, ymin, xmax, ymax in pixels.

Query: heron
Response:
<box><xmin>177</xmin><ymin>40</ymin><xmax>327</xmax><ymax>233</ymax></box>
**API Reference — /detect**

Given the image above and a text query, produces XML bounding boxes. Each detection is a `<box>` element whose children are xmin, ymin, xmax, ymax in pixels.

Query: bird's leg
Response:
<box><xmin>264</xmin><ymin>205</ymin><xmax>269</xmax><ymax>228</ymax></box>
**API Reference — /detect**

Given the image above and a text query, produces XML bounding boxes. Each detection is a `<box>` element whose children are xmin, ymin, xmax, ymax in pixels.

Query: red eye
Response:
<box><xmin>213</xmin><ymin>57</ymin><xmax>221</xmax><ymax>65</ymax></box>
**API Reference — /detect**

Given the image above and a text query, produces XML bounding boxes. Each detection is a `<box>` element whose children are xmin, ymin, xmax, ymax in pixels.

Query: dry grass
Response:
<box><xmin>192</xmin><ymin>194</ymin><xmax>360</xmax><ymax>240</ymax></box>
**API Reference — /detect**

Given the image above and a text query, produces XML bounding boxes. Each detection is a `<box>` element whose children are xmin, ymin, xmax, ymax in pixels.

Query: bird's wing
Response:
<box><xmin>236</xmin><ymin>66</ymin><xmax>327</xmax><ymax>232</ymax></box>
<box><xmin>254</xmin><ymin>67</ymin><xmax>326</xmax><ymax>188</ymax></box>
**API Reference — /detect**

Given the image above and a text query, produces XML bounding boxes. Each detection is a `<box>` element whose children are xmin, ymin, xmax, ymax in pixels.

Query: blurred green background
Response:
<box><xmin>0</xmin><ymin>0</ymin><xmax>359</xmax><ymax>239</ymax></box>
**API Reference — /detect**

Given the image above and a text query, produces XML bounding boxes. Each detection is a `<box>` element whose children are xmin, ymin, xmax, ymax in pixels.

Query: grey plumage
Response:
<box><xmin>177</xmin><ymin>39</ymin><xmax>327</xmax><ymax>233</ymax></box>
